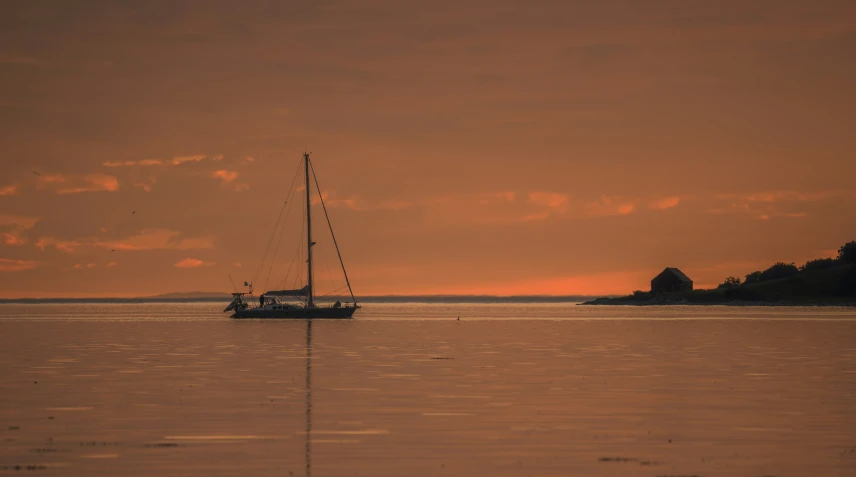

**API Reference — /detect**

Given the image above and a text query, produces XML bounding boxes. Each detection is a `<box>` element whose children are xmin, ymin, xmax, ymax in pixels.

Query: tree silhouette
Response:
<box><xmin>744</xmin><ymin>271</ymin><xmax>762</xmax><ymax>284</ymax></box>
<box><xmin>839</xmin><ymin>241</ymin><xmax>856</xmax><ymax>264</ymax></box>
<box><xmin>759</xmin><ymin>262</ymin><xmax>799</xmax><ymax>281</ymax></box>
<box><xmin>717</xmin><ymin>276</ymin><xmax>741</xmax><ymax>289</ymax></box>
<box><xmin>801</xmin><ymin>257</ymin><xmax>838</xmax><ymax>272</ymax></box>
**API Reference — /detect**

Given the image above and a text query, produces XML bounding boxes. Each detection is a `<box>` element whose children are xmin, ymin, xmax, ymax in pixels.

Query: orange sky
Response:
<box><xmin>1</xmin><ymin>0</ymin><xmax>855</xmax><ymax>298</ymax></box>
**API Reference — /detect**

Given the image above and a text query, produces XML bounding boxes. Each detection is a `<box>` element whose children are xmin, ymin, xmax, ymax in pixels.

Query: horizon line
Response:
<box><xmin>0</xmin><ymin>293</ymin><xmax>616</xmax><ymax>303</ymax></box>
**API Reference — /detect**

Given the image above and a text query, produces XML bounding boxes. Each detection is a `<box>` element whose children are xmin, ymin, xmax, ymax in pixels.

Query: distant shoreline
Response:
<box><xmin>580</xmin><ymin>298</ymin><xmax>856</xmax><ymax>307</ymax></box>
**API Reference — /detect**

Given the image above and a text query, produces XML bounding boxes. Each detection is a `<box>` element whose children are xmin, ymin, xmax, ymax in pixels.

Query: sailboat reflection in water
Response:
<box><xmin>224</xmin><ymin>153</ymin><xmax>359</xmax><ymax>319</ymax></box>
<box><xmin>304</xmin><ymin>319</ymin><xmax>314</xmax><ymax>477</ymax></box>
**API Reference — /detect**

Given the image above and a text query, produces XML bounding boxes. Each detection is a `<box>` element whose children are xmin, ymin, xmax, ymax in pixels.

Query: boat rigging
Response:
<box><xmin>224</xmin><ymin>152</ymin><xmax>358</xmax><ymax>319</ymax></box>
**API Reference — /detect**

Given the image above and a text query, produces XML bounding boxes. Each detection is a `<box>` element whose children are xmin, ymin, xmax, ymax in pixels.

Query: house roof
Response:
<box><xmin>656</xmin><ymin>267</ymin><xmax>692</xmax><ymax>283</ymax></box>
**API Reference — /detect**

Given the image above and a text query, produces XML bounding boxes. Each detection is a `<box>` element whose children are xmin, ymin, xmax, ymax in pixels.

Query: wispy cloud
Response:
<box><xmin>172</xmin><ymin>154</ymin><xmax>208</xmax><ymax>166</ymax></box>
<box><xmin>756</xmin><ymin>212</ymin><xmax>808</xmax><ymax>220</ymax></box>
<box><xmin>102</xmin><ymin>159</ymin><xmax>163</xmax><ymax>167</ymax></box>
<box><xmin>325</xmin><ymin>196</ymin><xmax>413</xmax><ymax>211</ymax></box>
<box><xmin>211</xmin><ymin>170</ymin><xmax>238</xmax><ymax>183</ymax></box>
<box><xmin>132</xmin><ymin>175</ymin><xmax>156</xmax><ymax>192</ymax></box>
<box><xmin>96</xmin><ymin>229</ymin><xmax>215</xmax><ymax>252</ymax></box>
<box><xmin>175</xmin><ymin>258</ymin><xmax>214</xmax><ymax>268</ymax></box>
<box><xmin>584</xmin><ymin>195</ymin><xmax>636</xmax><ymax>217</ymax></box>
<box><xmin>3</xmin><ymin>233</ymin><xmax>25</xmax><ymax>245</ymax></box>
<box><xmin>0</xmin><ymin>185</ymin><xmax>19</xmax><ymax>196</ymax></box>
<box><xmin>705</xmin><ymin>189</ymin><xmax>856</xmax><ymax>219</ymax></box>
<box><xmin>0</xmin><ymin>214</ymin><xmax>40</xmax><ymax>245</ymax></box>
<box><xmin>35</xmin><ymin>237</ymin><xmax>84</xmax><ymax>253</ymax></box>
<box><xmin>0</xmin><ymin>258</ymin><xmax>38</xmax><ymax>272</ymax></box>
<box><xmin>318</xmin><ymin>191</ymin><xmax>413</xmax><ymax>211</ymax></box>
<box><xmin>648</xmin><ymin>196</ymin><xmax>680</xmax><ymax>210</ymax></box>
<box><xmin>104</xmin><ymin>155</ymin><xmax>232</xmax><ymax>169</ymax></box>
<box><xmin>210</xmin><ymin>170</ymin><xmax>248</xmax><ymax>191</ymax></box>
<box><xmin>50</xmin><ymin>174</ymin><xmax>120</xmax><ymax>194</ymax></box>
<box><xmin>37</xmin><ymin>229</ymin><xmax>214</xmax><ymax>254</ymax></box>
<box><xmin>0</xmin><ymin>215</ymin><xmax>39</xmax><ymax>231</ymax></box>
<box><xmin>38</xmin><ymin>174</ymin><xmax>67</xmax><ymax>184</ymax></box>
<box><xmin>528</xmin><ymin>192</ymin><xmax>568</xmax><ymax>209</ymax></box>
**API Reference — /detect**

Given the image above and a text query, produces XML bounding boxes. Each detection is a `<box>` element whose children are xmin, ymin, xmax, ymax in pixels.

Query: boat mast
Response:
<box><xmin>304</xmin><ymin>152</ymin><xmax>315</xmax><ymax>308</ymax></box>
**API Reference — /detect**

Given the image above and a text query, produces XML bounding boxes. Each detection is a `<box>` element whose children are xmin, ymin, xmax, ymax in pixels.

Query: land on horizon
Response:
<box><xmin>584</xmin><ymin>241</ymin><xmax>856</xmax><ymax>306</ymax></box>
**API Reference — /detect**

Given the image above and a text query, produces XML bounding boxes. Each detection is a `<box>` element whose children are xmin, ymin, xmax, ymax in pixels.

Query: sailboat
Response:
<box><xmin>224</xmin><ymin>153</ymin><xmax>359</xmax><ymax>319</ymax></box>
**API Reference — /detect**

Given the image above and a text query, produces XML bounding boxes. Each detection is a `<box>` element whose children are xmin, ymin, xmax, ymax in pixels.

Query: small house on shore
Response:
<box><xmin>651</xmin><ymin>268</ymin><xmax>693</xmax><ymax>293</ymax></box>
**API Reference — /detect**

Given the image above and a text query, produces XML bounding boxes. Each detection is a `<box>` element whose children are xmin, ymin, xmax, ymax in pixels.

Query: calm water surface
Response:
<box><xmin>1</xmin><ymin>303</ymin><xmax>855</xmax><ymax>476</ymax></box>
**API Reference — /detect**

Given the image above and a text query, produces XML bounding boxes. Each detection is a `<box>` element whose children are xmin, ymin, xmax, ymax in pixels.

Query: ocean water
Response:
<box><xmin>1</xmin><ymin>303</ymin><xmax>855</xmax><ymax>476</ymax></box>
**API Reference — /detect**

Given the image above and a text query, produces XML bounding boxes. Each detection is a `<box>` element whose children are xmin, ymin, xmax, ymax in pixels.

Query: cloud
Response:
<box><xmin>105</xmin><ymin>156</ymin><xmax>228</xmax><ymax>168</ymax></box>
<box><xmin>95</xmin><ymin>229</ymin><xmax>215</xmax><ymax>252</ymax></box>
<box><xmin>0</xmin><ymin>185</ymin><xmax>19</xmax><ymax>196</ymax></box>
<box><xmin>211</xmin><ymin>170</ymin><xmax>238</xmax><ymax>183</ymax></box>
<box><xmin>0</xmin><ymin>214</ymin><xmax>40</xmax><ymax>231</ymax></box>
<box><xmin>718</xmin><ymin>189</ymin><xmax>856</xmax><ymax>204</ymax></box>
<box><xmin>584</xmin><ymin>195</ymin><xmax>636</xmax><ymax>216</ymax></box>
<box><xmin>648</xmin><ymin>196</ymin><xmax>680</xmax><ymax>210</ymax></box>
<box><xmin>38</xmin><ymin>174</ymin><xmax>67</xmax><ymax>184</ymax></box>
<box><xmin>0</xmin><ymin>258</ymin><xmax>38</xmax><ymax>272</ymax></box>
<box><xmin>36</xmin><ymin>237</ymin><xmax>84</xmax><ymax>253</ymax></box>
<box><xmin>37</xmin><ymin>229</ymin><xmax>214</xmax><ymax>254</ymax></box>
<box><xmin>102</xmin><ymin>159</ymin><xmax>163</xmax><ymax>167</ymax></box>
<box><xmin>756</xmin><ymin>211</ymin><xmax>808</xmax><ymax>221</ymax></box>
<box><xmin>746</xmin><ymin>191</ymin><xmax>818</xmax><ymax>203</ymax></box>
<box><xmin>210</xmin><ymin>170</ymin><xmax>248</xmax><ymax>191</ymax></box>
<box><xmin>132</xmin><ymin>175</ymin><xmax>157</xmax><ymax>192</ymax></box>
<box><xmin>175</xmin><ymin>258</ymin><xmax>214</xmax><ymax>268</ymax></box>
<box><xmin>172</xmin><ymin>154</ymin><xmax>207</xmax><ymax>166</ymax></box>
<box><xmin>3</xmin><ymin>233</ymin><xmax>25</xmax><ymax>245</ymax></box>
<box><xmin>107</xmin><ymin>261</ymin><xmax>117</xmax><ymax>267</ymax></box>
<box><xmin>528</xmin><ymin>192</ymin><xmax>568</xmax><ymax>209</ymax></box>
<box><xmin>56</xmin><ymin>174</ymin><xmax>119</xmax><ymax>194</ymax></box>
<box><xmin>322</xmin><ymin>193</ymin><xmax>414</xmax><ymax>211</ymax></box>
<box><xmin>705</xmin><ymin>189</ymin><xmax>854</xmax><ymax>218</ymax></box>
<box><xmin>242</xmin><ymin>156</ymin><xmax>255</xmax><ymax>164</ymax></box>
<box><xmin>0</xmin><ymin>214</ymin><xmax>40</xmax><ymax>245</ymax></box>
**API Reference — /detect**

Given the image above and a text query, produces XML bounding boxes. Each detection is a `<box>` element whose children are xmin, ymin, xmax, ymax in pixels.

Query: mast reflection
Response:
<box><xmin>305</xmin><ymin>319</ymin><xmax>312</xmax><ymax>477</ymax></box>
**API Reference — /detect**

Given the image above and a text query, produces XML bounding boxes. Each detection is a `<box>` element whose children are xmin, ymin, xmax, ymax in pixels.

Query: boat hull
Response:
<box><xmin>231</xmin><ymin>306</ymin><xmax>357</xmax><ymax>319</ymax></box>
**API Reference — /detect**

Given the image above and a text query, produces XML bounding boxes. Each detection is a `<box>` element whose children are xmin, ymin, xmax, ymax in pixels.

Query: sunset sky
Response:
<box><xmin>1</xmin><ymin>0</ymin><xmax>855</xmax><ymax>297</ymax></box>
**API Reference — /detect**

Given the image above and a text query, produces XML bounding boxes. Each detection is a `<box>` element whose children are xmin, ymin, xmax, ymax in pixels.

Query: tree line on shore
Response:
<box><xmin>717</xmin><ymin>241</ymin><xmax>856</xmax><ymax>290</ymax></box>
